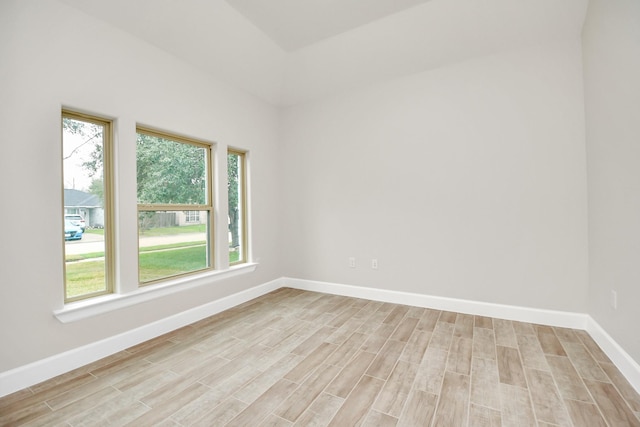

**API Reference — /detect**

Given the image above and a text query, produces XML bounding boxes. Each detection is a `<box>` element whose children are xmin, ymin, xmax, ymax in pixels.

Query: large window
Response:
<box><xmin>228</xmin><ymin>149</ymin><xmax>247</xmax><ymax>264</ymax></box>
<box><xmin>62</xmin><ymin>111</ymin><xmax>113</xmax><ymax>302</ymax></box>
<box><xmin>60</xmin><ymin>110</ymin><xmax>252</xmax><ymax>307</ymax></box>
<box><xmin>136</xmin><ymin>128</ymin><xmax>213</xmax><ymax>284</ymax></box>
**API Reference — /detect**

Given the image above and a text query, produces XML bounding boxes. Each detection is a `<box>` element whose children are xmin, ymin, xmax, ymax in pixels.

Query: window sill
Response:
<box><xmin>54</xmin><ymin>263</ymin><xmax>258</xmax><ymax>323</ymax></box>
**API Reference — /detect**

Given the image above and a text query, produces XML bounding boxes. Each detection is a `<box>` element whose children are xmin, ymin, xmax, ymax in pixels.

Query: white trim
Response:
<box><xmin>55</xmin><ymin>263</ymin><xmax>258</xmax><ymax>323</ymax></box>
<box><xmin>0</xmin><ymin>277</ymin><xmax>281</xmax><ymax>398</ymax></box>
<box><xmin>586</xmin><ymin>316</ymin><xmax>640</xmax><ymax>394</ymax></box>
<box><xmin>283</xmin><ymin>277</ymin><xmax>588</xmax><ymax>329</ymax></box>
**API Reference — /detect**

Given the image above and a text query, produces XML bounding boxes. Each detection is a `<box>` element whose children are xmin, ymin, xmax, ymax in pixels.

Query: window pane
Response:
<box><xmin>136</xmin><ymin>128</ymin><xmax>213</xmax><ymax>284</ymax></box>
<box><xmin>137</xmin><ymin>132</ymin><xmax>207</xmax><ymax>205</ymax></box>
<box><xmin>228</xmin><ymin>151</ymin><xmax>245</xmax><ymax>264</ymax></box>
<box><xmin>138</xmin><ymin>210</ymin><xmax>209</xmax><ymax>283</ymax></box>
<box><xmin>62</xmin><ymin>115</ymin><xmax>109</xmax><ymax>300</ymax></box>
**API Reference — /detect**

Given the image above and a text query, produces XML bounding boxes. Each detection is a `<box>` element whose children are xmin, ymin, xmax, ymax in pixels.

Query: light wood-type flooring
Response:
<box><xmin>2</xmin><ymin>288</ymin><xmax>640</xmax><ymax>426</ymax></box>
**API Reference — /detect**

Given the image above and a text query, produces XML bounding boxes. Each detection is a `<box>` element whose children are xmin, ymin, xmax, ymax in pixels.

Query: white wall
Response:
<box><xmin>58</xmin><ymin>0</ymin><xmax>287</xmax><ymax>106</ymax></box>
<box><xmin>280</xmin><ymin>0</ymin><xmax>588</xmax><ymax>106</ymax></box>
<box><xmin>281</xmin><ymin>40</ymin><xmax>589</xmax><ymax>313</ymax></box>
<box><xmin>583</xmin><ymin>0</ymin><xmax>640</xmax><ymax>363</ymax></box>
<box><xmin>0</xmin><ymin>0</ymin><xmax>281</xmax><ymax>372</ymax></box>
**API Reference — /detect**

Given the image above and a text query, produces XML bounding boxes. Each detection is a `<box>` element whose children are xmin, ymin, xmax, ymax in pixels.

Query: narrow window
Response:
<box><xmin>136</xmin><ymin>128</ymin><xmax>213</xmax><ymax>284</ymax></box>
<box><xmin>62</xmin><ymin>111</ymin><xmax>113</xmax><ymax>301</ymax></box>
<box><xmin>228</xmin><ymin>149</ymin><xmax>247</xmax><ymax>264</ymax></box>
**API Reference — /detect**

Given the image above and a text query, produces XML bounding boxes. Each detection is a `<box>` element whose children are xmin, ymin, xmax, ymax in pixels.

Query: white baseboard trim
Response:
<box><xmin>586</xmin><ymin>317</ymin><xmax>640</xmax><ymax>394</ymax></box>
<box><xmin>3</xmin><ymin>276</ymin><xmax>639</xmax><ymax>399</ymax></box>
<box><xmin>283</xmin><ymin>277</ymin><xmax>640</xmax><ymax>393</ymax></box>
<box><xmin>0</xmin><ymin>278</ymin><xmax>282</xmax><ymax>398</ymax></box>
<box><xmin>283</xmin><ymin>277</ymin><xmax>588</xmax><ymax>329</ymax></box>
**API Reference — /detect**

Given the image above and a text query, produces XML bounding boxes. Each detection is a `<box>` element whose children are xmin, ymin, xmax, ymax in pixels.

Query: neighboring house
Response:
<box><xmin>140</xmin><ymin>210</ymin><xmax>206</xmax><ymax>229</ymax></box>
<box><xmin>64</xmin><ymin>189</ymin><xmax>104</xmax><ymax>228</ymax></box>
<box><xmin>66</xmin><ymin>186</ymin><xmax>204</xmax><ymax>230</ymax></box>
<box><xmin>177</xmin><ymin>210</ymin><xmax>207</xmax><ymax>227</ymax></box>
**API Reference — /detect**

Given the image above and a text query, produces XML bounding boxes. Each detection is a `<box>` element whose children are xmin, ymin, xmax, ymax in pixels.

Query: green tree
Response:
<box><xmin>136</xmin><ymin>133</ymin><xmax>206</xmax><ymax>204</ymax></box>
<box><xmin>228</xmin><ymin>153</ymin><xmax>240</xmax><ymax>248</ymax></box>
<box><xmin>88</xmin><ymin>177</ymin><xmax>104</xmax><ymax>203</ymax></box>
<box><xmin>76</xmin><ymin>130</ymin><xmax>207</xmax><ymax>205</ymax></box>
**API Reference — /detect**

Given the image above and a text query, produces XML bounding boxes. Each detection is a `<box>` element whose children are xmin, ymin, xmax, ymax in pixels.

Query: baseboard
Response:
<box><xmin>586</xmin><ymin>317</ymin><xmax>640</xmax><ymax>394</ymax></box>
<box><xmin>0</xmin><ymin>278</ymin><xmax>282</xmax><ymax>398</ymax></box>
<box><xmin>3</xmin><ymin>276</ymin><xmax>639</xmax><ymax>399</ymax></box>
<box><xmin>283</xmin><ymin>277</ymin><xmax>588</xmax><ymax>329</ymax></box>
<box><xmin>283</xmin><ymin>277</ymin><xmax>640</xmax><ymax>393</ymax></box>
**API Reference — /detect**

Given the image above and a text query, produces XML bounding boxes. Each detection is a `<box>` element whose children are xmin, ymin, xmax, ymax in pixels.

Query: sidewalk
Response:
<box><xmin>65</xmin><ymin>232</ymin><xmax>206</xmax><ymax>255</ymax></box>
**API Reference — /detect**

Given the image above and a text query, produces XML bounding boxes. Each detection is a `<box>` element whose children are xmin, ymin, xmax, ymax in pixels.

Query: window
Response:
<box><xmin>228</xmin><ymin>149</ymin><xmax>247</xmax><ymax>264</ymax></box>
<box><xmin>62</xmin><ymin>111</ymin><xmax>113</xmax><ymax>302</ymax></box>
<box><xmin>58</xmin><ymin>110</ymin><xmax>255</xmax><ymax>313</ymax></box>
<box><xmin>136</xmin><ymin>128</ymin><xmax>213</xmax><ymax>284</ymax></box>
<box><xmin>184</xmin><ymin>210</ymin><xmax>200</xmax><ymax>223</ymax></box>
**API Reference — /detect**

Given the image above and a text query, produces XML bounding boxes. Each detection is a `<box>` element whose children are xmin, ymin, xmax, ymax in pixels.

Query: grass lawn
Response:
<box><xmin>139</xmin><ymin>245</ymin><xmax>207</xmax><ymax>283</ymax></box>
<box><xmin>66</xmin><ymin>244</ymin><xmax>241</xmax><ymax>297</ymax></box>
<box><xmin>84</xmin><ymin>229</ymin><xmax>104</xmax><ymax>235</ymax></box>
<box><xmin>65</xmin><ymin>261</ymin><xmax>106</xmax><ymax>299</ymax></box>
<box><xmin>84</xmin><ymin>225</ymin><xmax>204</xmax><ymax>237</ymax></box>
<box><xmin>140</xmin><ymin>224</ymin><xmax>206</xmax><ymax>236</ymax></box>
<box><xmin>65</xmin><ymin>241</ymin><xmax>208</xmax><ymax>262</ymax></box>
<box><xmin>66</xmin><ymin>251</ymin><xmax>107</xmax><ymax>262</ymax></box>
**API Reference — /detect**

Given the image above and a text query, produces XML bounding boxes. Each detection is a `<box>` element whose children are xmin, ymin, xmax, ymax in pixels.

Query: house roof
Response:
<box><xmin>64</xmin><ymin>189</ymin><xmax>101</xmax><ymax>208</ymax></box>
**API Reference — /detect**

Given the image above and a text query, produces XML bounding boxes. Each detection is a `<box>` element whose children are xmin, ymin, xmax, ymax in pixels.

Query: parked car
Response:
<box><xmin>65</xmin><ymin>214</ymin><xmax>86</xmax><ymax>232</ymax></box>
<box><xmin>64</xmin><ymin>219</ymin><xmax>83</xmax><ymax>241</ymax></box>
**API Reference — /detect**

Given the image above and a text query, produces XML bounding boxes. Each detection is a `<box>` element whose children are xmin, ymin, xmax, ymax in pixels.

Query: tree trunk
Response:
<box><xmin>229</xmin><ymin>209</ymin><xmax>239</xmax><ymax>248</ymax></box>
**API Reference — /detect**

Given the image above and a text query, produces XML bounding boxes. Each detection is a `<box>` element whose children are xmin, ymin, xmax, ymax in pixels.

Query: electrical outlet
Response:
<box><xmin>348</xmin><ymin>257</ymin><xmax>356</xmax><ymax>268</ymax></box>
<box><xmin>371</xmin><ymin>259</ymin><xmax>378</xmax><ymax>269</ymax></box>
<box><xmin>611</xmin><ymin>290</ymin><xmax>617</xmax><ymax>310</ymax></box>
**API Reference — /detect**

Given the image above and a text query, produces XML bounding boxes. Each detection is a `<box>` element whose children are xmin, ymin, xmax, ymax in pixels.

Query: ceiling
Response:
<box><xmin>58</xmin><ymin>0</ymin><xmax>588</xmax><ymax>107</ymax></box>
<box><xmin>224</xmin><ymin>0</ymin><xmax>431</xmax><ymax>51</ymax></box>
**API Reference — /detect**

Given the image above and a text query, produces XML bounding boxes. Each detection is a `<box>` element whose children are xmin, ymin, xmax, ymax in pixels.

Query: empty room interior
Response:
<box><xmin>1</xmin><ymin>0</ymin><xmax>639</xmax><ymax>425</ymax></box>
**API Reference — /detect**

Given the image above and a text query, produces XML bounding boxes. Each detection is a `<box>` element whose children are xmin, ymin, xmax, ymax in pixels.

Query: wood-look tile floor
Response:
<box><xmin>2</xmin><ymin>288</ymin><xmax>640</xmax><ymax>426</ymax></box>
